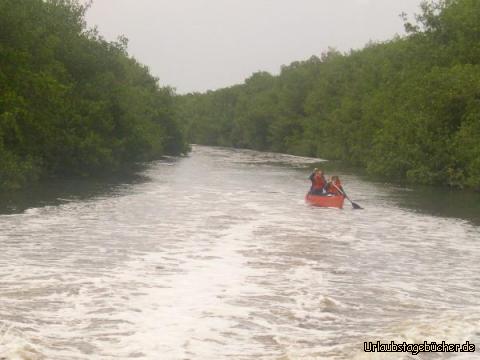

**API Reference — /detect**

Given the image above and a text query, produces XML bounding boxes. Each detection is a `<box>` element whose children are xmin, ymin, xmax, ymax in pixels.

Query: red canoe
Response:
<box><xmin>305</xmin><ymin>193</ymin><xmax>345</xmax><ymax>209</ymax></box>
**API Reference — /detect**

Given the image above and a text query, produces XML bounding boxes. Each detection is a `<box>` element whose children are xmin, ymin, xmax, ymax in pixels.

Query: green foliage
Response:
<box><xmin>0</xmin><ymin>0</ymin><xmax>188</xmax><ymax>190</ymax></box>
<box><xmin>179</xmin><ymin>0</ymin><xmax>480</xmax><ymax>189</ymax></box>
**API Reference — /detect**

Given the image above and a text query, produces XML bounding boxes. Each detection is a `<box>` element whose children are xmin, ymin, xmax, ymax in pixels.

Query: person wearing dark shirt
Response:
<box><xmin>309</xmin><ymin>168</ymin><xmax>327</xmax><ymax>195</ymax></box>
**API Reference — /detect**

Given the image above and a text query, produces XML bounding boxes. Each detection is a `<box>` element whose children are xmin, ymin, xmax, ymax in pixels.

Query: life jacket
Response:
<box><xmin>327</xmin><ymin>179</ymin><xmax>343</xmax><ymax>195</ymax></box>
<box><xmin>312</xmin><ymin>173</ymin><xmax>326</xmax><ymax>191</ymax></box>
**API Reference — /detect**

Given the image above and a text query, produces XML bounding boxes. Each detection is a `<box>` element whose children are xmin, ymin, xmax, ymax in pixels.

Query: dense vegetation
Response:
<box><xmin>0</xmin><ymin>0</ymin><xmax>188</xmax><ymax>190</ymax></box>
<box><xmin>178</xmin><ymin>0</ymin><xmax>480</xmax><ymax>189</ymax></box>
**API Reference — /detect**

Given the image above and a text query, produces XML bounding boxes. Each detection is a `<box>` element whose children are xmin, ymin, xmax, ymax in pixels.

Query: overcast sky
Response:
<box><xmin>85</xmin><ymin>0</ymin><xmax>423</xmax><ymax>94</ymax></box>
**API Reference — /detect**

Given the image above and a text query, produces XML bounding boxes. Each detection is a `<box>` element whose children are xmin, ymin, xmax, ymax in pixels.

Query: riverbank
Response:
<box><xmin>0</xmin><ymin>0</ymin><xmax>189</xmax><ymax>191</ymax></box>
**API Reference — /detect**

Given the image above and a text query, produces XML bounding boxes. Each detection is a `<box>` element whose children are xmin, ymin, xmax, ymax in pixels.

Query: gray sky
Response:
<box><xmin>85</xmin><ymin>0</ymin><xmax>423</xmax><ymax>94</ymax></box>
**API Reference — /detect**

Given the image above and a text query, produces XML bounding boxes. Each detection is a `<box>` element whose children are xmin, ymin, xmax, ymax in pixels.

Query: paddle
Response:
<box><xmin>332</xmin><ymin>183</ymin><xmax>363</xmax><ymax>210</ymax></box>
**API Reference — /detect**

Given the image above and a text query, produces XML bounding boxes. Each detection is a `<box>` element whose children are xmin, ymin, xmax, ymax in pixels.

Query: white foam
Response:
<box><xmin>0</xmin><ymin>146</ymin><xmax>478</xmax><ymax>359</ymax></box>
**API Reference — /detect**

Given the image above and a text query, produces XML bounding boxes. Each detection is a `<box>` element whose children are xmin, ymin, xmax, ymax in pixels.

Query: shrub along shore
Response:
<box><xmin>178</xmin><ymin>0</ymin><xmax>480</xmax><ymax>190</ymax></box>
<box><xmin>0</xmin><ymin>0</ymin><xmax>189</xmax><ymax>190</ymax></box>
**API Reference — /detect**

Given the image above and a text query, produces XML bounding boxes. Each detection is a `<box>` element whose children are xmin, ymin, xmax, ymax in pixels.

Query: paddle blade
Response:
<box><xmin>351</xmin><ymin>202</ymin><xmax>363</xmax><ymax>210</ymax></box>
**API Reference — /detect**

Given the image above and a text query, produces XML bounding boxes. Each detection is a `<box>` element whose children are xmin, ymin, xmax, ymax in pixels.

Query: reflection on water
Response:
<box><xmin>0</xmin><ymin>145</ymin><xmax>479</xmax><ymax>360</ymax></box>
<box><xmin>321</xmin><ymin>160</ymin><xmax>480</xmax><ymax>226</ymax></box>
<box><xmin>0</xmin><ymin>166</ymin><xmax>151</xmax><ymax>215</ymax></box>
<box><xmin>389</xmin><ymin>185</ymin><xmax>480</xmax><ymax>225</ymax></box>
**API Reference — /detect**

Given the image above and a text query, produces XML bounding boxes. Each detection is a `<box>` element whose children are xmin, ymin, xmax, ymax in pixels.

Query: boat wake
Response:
<box><xmin>0</xmin><ymin>322</ymin><xmax>44</xmax><ymax>360</ymax></box>
<box><xmin>0</xmin><ymin>146</ymin><xmax>479</xmax><ymax>359</ymax></box>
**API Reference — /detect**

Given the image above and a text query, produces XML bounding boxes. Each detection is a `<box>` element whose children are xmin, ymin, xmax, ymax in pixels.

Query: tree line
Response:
<box><xmin>0</xmin><ymin>0</ymin><xmax>189</xmax><ymax>190</ymax></box>
<box><xmin>178</xmin><ymin>0</ymin><xmax>480</xmax><ymax>190</ymax></box>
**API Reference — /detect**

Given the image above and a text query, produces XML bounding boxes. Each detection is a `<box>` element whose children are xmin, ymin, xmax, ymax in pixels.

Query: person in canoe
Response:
<box><xmin>326</xmin><ymin>176</ymin><xmax>344</xmax><ymax>196</ymax></box>
<box><xmin>309</xmin><ymin>168</ymin><xmax>327</xmax><ymax>195</ymax></box>
<box><xmin>307</xmin><ymin>172</ymin><xmax>363</xmax><ymax>209</ymax></box>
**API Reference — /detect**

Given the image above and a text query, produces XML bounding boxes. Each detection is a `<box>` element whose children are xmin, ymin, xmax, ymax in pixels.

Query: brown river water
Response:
<box><xmin>0</xmin><ymin>145</ymin><xmax>479</xmax><ymax>359</ymax></box>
